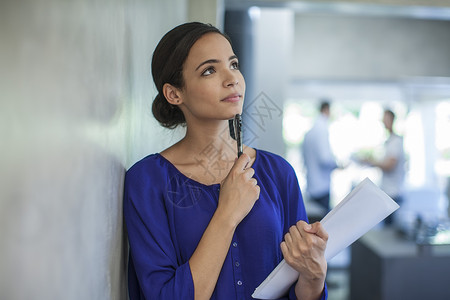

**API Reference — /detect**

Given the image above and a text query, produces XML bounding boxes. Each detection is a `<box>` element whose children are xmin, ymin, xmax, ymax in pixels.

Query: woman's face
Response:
<box><xmin>177</xmin><ymin>32</ymin><xmax>245</xmax><ymax>124</ymax></box>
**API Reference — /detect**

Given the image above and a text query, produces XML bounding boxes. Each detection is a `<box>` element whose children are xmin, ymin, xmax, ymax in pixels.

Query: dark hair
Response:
<box><xmin>151</xmin><ymin>22</ymin><xmax>231</xmax><ymax>129</ymax></box>
<box><xmin>319</xmin><ymin>100</ymin><xmax>330</xmax><ymax>113</ymax></box>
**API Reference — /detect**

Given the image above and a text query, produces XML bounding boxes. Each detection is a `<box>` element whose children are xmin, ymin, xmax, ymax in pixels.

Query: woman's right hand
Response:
<box><xmin>216</xmin><ymin>153</ymin><xmax>260</xmax><ymax>227</ymax></box>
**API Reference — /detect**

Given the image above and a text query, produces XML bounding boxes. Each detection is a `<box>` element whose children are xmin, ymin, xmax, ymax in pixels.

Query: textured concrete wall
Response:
<box><xmin>0</xmin><ymin>0</ymin><xmax>186</xmax><ymax>299</ymax></box>
<box><xmin>188</xmin><ymin>0</ymin><xmax>222</xmax><ymax>28</ymax></box>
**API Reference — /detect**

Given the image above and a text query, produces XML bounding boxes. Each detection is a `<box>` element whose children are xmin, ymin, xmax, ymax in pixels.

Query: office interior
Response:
<box><xmin>1</xmin><ymin>0</ymin><xmax>450</xmax><ymax>299</ymax></box>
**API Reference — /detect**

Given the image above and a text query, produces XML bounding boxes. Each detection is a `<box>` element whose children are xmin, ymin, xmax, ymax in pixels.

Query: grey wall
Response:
<box><xmin>224</xmin><ymin>8</ymin><xmax>294</xmax><ymax>157</ymax></box>
<box><xmin>250</xmin><ymin>8</ymin><xmax>294</xmax><ymax>156</ymax></box>
<box><xmin>0</xmin><ymin>0</ymin><xmax>188</xmax><ymax>299</ymax></box>
<box><xmin>292</xmin><ymin>14</ymin><xmax>450</xmax><ymax>79</ymax></box>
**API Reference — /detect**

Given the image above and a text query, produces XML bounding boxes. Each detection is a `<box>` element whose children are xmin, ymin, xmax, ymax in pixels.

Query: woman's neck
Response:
<box><xmin>186</xmin><ymin>121</ymin><xmax>234</xmax><ymax>150</ymax></box>
<box><xmin>160</xmin><ymin>119</ymin><xmax>256</xmax><ymax>185</ymax></box>
<box><xmin>162</xmin><ymin>120</ymin><xmax>237</xmax><ymax>163</ymax></box>
<box><xmin>160</xmin><ymin>120</ymin><xmax>237</xmax><ymax>185</ymax></box>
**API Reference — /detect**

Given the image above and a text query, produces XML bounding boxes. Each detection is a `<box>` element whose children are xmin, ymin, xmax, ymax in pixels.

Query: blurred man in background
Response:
<box><xmin>302</xmin><ymin>101</ymin><xmax>339</xmax><ymax>214</ymax></box>
<box><xmin>365</xmin><ymin>109</ymin><xmax>405</xmax><ymax>226</ymax></box>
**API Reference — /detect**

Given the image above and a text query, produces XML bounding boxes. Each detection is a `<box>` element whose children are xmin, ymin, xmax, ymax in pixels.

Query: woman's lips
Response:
<box><xmin>221</xmin><ymin>93</ymin><xmax>241</xmax><ymax>103</ymax></box>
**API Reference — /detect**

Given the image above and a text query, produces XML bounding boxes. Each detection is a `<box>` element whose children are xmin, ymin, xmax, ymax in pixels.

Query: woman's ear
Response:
<box><xmin>162</xmin><ymin>83</ymin><xmax>183</xmax><ymax>106</ymax></box>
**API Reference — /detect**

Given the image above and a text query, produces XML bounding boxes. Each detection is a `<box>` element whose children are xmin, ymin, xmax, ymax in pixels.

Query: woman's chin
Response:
<box><xmin>228</xmin><ymin>109</ymin><xmax>243</xmax><ymax>119</ymax></box>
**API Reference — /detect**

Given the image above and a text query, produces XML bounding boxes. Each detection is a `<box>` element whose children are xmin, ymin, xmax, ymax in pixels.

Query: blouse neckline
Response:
<box><xmin>156</xmin><ymin>149</ymin><xmax>260</xmax><ymax>189</ymax></box>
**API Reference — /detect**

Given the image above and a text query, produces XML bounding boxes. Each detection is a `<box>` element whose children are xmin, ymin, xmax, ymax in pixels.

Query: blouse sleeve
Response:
<box><xmin>280</xmin><ymin>160</ymin><xmax>328</xmax><ymax>300</ymax></box>
<box><xmin>123</xmin><ymin>166</ymin><xmax>195</xmax><ymax>300</ymax></box>
<box><xmin>280</xmin><ymin>160</ymin><xmax>308</xmax><ymax>234</ymax></box>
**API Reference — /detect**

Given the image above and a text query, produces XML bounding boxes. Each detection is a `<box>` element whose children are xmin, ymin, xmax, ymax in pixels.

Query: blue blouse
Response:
<box><xmin>123</xmin><ymin>149</ymin><xmax>328</xmax><ymax>300</ymax></box>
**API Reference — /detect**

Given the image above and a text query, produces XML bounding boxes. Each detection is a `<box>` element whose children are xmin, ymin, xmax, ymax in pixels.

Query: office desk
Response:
<box><xmin>350</xmin><ymin>228</ymin><xmax>450</xmax><ymax>300</ymax></box>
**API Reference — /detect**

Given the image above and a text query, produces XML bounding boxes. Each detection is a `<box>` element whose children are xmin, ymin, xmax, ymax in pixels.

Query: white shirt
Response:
<box><xmin>302</xmin><ymin>115</ymin><xmax>338</xmax><ymax>198</ymax></box>
<box><xmin>381</xmin><ymin>133</ymin><xmax>405</xmax><ymax>198</ymax></box>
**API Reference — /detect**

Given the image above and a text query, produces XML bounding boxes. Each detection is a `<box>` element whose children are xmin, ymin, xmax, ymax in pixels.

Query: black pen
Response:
<box><xmin>233</xmin><ymin>114</ymin><xmax>243</xmax><ymax>157</ymax></box>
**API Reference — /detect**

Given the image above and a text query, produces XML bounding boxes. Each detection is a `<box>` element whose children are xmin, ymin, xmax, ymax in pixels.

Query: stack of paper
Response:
<box><xmin>252</xmin><ymin>178</ymin><xmax>399</xmax><ymax>299</ymax></box>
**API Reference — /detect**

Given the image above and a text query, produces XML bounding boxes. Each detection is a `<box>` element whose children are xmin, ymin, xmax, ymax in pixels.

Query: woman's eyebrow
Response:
<box><xmin>195</xmin><ymin>59</ymin><xmax>219</xmax><ymax>71</ymax></box>
<box><xmin>195</xmin><ymin>55</ymin><xmax>238</xmax><ymax>71</ymax></box>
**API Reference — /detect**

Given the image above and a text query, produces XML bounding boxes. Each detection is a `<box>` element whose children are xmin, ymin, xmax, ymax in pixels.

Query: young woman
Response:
<box><xmin>123</xmin><ymin>22</ymin><xmax>328</xmax><ymax>300</ymax></box>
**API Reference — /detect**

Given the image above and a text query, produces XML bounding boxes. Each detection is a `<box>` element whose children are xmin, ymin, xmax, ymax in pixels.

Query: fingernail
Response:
<box><xmin>305</xmin><ymin>224</ymin><xmax>312</xmax><ymax>230</ymax></box>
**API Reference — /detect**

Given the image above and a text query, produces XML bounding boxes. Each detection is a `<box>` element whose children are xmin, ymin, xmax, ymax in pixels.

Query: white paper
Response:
<box><xmin>252</xmin><ymin>177</ymin><xmax>399</xmax><ymax>299</ymax></box>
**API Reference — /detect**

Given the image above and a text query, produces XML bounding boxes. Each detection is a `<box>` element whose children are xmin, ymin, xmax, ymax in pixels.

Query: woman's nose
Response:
<box><xmin>223</xmin><ymin>71</ymin><xmax>239</xmax><ymax>87</ymax></box>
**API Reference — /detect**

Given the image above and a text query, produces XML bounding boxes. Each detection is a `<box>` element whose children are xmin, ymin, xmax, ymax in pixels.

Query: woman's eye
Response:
<box><xmin>231</xmin><ymin>61</ymin><xmax>239</xmax><ymax>70</ymax></box>
<box><xmin>202</xmin><ymin>67</ymin><xmax>215</xmax><ymax>76</ymax></box>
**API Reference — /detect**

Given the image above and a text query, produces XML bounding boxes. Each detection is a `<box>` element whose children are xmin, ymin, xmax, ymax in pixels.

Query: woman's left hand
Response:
<box><xmin>280</xmin><ymin>221</ymin><xmax>328</xmax><ymax>299</ymax></box>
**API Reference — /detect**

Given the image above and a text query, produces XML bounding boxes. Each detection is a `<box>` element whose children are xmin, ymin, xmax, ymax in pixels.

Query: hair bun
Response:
<box><xmin>152</xmin><ymin>94</ymin><xmax>185</xmax><ymax>129</ymax></box>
